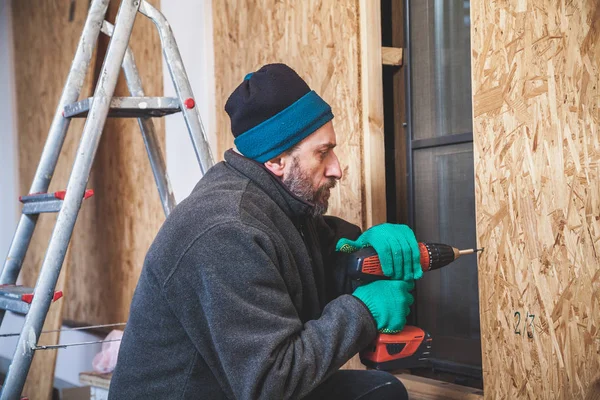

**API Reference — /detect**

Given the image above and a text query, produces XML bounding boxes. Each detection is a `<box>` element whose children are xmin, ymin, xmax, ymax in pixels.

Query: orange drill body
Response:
<box><xmin>359</xmin><ymin>242</ymin><xmax>466</xmax><ymax>277</ymax></box>
<box><xmin>335</xmin><ymin>242</ymin><xmax>481</xmax><ymax>371</ymax></box>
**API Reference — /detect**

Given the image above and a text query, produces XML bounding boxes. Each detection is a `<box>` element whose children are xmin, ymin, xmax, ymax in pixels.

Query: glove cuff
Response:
<box><xmin>352</xmin><ymin>288</ymin><xmax>384</xmax><ymax>331</ymax></box>
<box><xmin>351</xmin><ymin>295</ymin><xmax>378</xmax><ymax>332</ymax></box>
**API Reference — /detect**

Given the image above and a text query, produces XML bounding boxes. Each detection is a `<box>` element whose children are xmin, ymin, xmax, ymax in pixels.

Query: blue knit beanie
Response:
<box><xmin>225</xmin><ymin>63</ymin><xmax>334</xmax><ymax>163</ymax></box>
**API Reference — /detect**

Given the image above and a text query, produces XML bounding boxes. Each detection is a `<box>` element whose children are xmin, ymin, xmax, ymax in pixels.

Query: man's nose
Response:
<box><xmin>326</xmin><ymin>152</ymin><xmax>342</xmax><ymax>180</ymax></box>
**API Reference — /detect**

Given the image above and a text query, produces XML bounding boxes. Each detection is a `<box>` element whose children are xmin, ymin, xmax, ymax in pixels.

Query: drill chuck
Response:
<box><xmin>419</xmin><ymin>242</ymin><xmax>458</xmax><ymax>272</ymax></box>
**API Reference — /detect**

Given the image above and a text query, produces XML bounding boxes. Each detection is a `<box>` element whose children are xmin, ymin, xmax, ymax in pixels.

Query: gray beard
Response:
<box><xmin>283</xmin><ymin>156</ymin><xmax>337</xmax><ymax>217</ymax></box>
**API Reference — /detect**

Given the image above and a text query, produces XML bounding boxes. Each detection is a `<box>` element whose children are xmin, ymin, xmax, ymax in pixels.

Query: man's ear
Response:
<box><xmin>264</xmin><ymin>156</ymin><xmax>286</xmax><ymax>177</ymax></box>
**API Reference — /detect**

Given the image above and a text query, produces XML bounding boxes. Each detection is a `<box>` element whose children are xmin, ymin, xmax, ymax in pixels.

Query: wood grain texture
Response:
<box><xmin>395</xmin><ymin>374</ymin><xmax>484</xmax><ymax>400</ymax></box>
<box><xmin>471</xmin><ymin>0</ymin><xmax>600</xmax><ymax>398</ymax></box>
<box><xmin>213</xmin><ymin>0</ymin><xmax>371</xmax><ymax>227</ymax></box>
<box><xmin>12</xmin><ymin>0</ymin><xmax>163</xmax><ymax>395</ymax></box>
<box><xmin>63</xmin><ymin>0</ymin><xmax>165</xmax><ymax>327</ymax></box>
<box><xmin>79</xmin><ymin>371</ymin><xmax>112</xmax><ymax>390</ymax></box>
<box><xmin>360</xmin><ymin>0</ymin><xmax>387</xmax><ymax>227</ymax></box>
<box><xmin>382</xmin><ymin>47</ymin><xmax>403</xmax><ymax>66</ymax></box>
<box><xmin>12</xmin><ymin>1</ymin><xmax>95</xmax><ymax>397</ymax></box>
<box><xmin>213</xmin><ymin>0</ymin><xmax>387</xmax><ymax>370</ymax></box>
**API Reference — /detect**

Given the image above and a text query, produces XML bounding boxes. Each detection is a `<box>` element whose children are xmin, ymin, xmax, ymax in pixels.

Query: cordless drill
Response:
<box><xmin>335</xmin><ymin>242</ymin><xmax>482</xmax><ymax>371</ymax></box>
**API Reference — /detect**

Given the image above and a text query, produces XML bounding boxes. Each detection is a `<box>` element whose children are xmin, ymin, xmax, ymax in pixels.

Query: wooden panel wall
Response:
<box><xmin>63</xmin><ymin>0</ymin><xmax>164</xmax><ymax>326</ymax></box>
<box><xmin>13</xmin><ymin>0</ymin><xmax>163</xmax><ymax>340</ymax></box>
<box><xmin>213</xmin><ymin>0</ymin><xmax>386</xmax><ymax>228</ymax></box>
<box><xmin>12</xmin><ymin>2</ymin><xmax>95</xmax><ymax>397</ymax></box>
<box><xmin>12</xmin><ymin>0</ymin><xmax>164</xmax><ymax>395</ymax></box>
<box><xmin>213</xmin><ymin>0</ymin><xmax>386</xmax><ymax>370</ymax></box>
<box><xmin>471</xmin><ymin>0</ymin><xmax>600</xmax><ymax>398</ymax></box>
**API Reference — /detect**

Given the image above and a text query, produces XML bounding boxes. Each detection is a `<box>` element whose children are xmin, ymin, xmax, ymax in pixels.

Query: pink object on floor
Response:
<box><xmin>92</xmin><ymin>329</ymin><xmax>124</xmax><ymax>374</ymax></box>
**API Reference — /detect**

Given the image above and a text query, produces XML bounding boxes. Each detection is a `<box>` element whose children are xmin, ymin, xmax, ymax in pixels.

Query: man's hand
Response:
<box><xmin>352</xmin><ymin>280</ymin><xmax>414</xmax><ymax>333</ymax></box>
<box><xmin>336</xmin><ymin>223</ymin><xmax>423</xmax><ymax>281</ymax></box>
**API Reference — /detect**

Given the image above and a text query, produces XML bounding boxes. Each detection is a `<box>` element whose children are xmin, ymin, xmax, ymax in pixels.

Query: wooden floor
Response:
<box><xmin>80</xmin><ymin>371</ymin><xmax>484</xmax><ymax>399</ymax></box>
<box><xmin>79</xmin><ymin>371</ymin><xmax>111</xmax><ymax>390</ymax></box>
<box><xmin>395</xmin><ymin>374</ymin><xmax>484</xmax><ymax>400</ymax></box>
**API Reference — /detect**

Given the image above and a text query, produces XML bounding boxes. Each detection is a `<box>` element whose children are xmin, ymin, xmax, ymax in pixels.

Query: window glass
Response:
<box><xmin>413</xmin><ymin>143</ymin><xmax>481</xmax><ymax>365</ymax></box>
<box><xmin>411</xmin><ymin>0</ymin><xmax>473</xmax><ymax>139</ymax></box>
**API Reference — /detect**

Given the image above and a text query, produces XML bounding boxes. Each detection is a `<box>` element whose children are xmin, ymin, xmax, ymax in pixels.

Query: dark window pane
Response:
<box><xmin>410</xmin><ymin>0</ymin><xmax>473</xmax><ymax>139</ymax></box>
<box><xmin>413</xmin><ymin>143</ymin><xmax>481</xmax><ymax>366</ymax></box>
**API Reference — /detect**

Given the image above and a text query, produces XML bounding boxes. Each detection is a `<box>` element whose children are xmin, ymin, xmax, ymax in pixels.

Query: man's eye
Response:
<box><xmin>319</xmin><ymin>150</ymin><xmax>329</xmax><ymax>159</ymax></box>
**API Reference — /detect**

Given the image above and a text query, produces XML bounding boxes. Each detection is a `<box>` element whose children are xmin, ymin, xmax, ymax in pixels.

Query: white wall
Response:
<box><xmin>0</xmin><ymin>0</ymin><xmax>20</xmax><ymax>364</ymax></box>
<box><xmin>0</xmin><ymin>0</ymin><xmax>18</xmax><ymax>271</ymax></box>
<box><xmin>0</xmin><ymin>0</ymin><xmax>216</xmax><ymax>388</ymax></box>
<box><xmin>0</xmin><ymin>0</ymin><xmax>23</xmax><ymax>366</ymax></box>
<box><xmin>162</xmin><ymin>0</ymin><xmax>217</xmax><ymax>202</ymax></box>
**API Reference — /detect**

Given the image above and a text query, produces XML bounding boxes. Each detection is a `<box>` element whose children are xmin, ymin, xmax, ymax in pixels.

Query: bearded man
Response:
<box><xmin>109</xmin><ymin>64</ymin><xmax>419</xmax><ymax>399</ymax></box>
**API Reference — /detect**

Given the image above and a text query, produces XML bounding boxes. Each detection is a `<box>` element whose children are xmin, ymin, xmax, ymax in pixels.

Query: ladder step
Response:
<box><xmin>19</xmin><ymin>189</ymin><xmax>94</xmax><ymax>214</ymax></box>
<box><xmin>63</xmin><ymin>96</ymin><xmax>181</xmax><ymax>118</ymax></box>
<box><xmin>0</xmin><ymin>285</ymin><xmax>63</xmax><ymax>315</ymax></box>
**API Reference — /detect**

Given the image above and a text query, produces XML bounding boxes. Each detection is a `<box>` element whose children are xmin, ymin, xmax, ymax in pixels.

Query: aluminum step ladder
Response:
<box><xmin>0</xmin><ymin>1</ymin><xmax>214</xmax><ymax>397</ymax></box>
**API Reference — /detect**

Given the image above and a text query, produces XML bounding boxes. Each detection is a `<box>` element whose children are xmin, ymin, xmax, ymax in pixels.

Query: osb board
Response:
<box><xmin>13</xmin><ymin>0</ymin><xmax>164</xmax><ymax>329</ymax></box>
<box><xmin>471</xmin><ymin>0</ymin><xmax>600</xmax><ymax>398</ymax></box>
<box><xmin>213</xmin><ymin>0</ymin><xmax>387</xmax><ymax>370</ymax></box>
<box><xmin>212</xmin><ymin>0</ymin><xmax>365</xmax><ymax>227</ymax></box>
<box><xmin>11</xmin><ymin>1</ymin><xmax>95</xmax><ymax>397</ymax></box>
<box><xmin>64</xmin><ymin>0</ymin><xmax>165</xmax><ymax>326</ymax></box>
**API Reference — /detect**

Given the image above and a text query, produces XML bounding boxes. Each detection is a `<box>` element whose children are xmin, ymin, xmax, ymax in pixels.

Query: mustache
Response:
<box><xmin>316</xmin><ymin>178</ymin><xmax>337</xmax><ymax>196</ymax></box>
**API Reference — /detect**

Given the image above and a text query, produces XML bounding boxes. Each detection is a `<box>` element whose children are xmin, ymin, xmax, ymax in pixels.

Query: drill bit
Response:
<box><xmin>458</xmin><ymin>247</ymin><xmax>484</xmax><ymax>256</ymax></box>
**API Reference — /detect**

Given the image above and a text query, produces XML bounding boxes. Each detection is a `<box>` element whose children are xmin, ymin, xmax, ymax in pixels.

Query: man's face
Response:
<box><xmin>280</xmin><ymin>122</ymin><xmax>342</xmax><ymax>216</ymax></box>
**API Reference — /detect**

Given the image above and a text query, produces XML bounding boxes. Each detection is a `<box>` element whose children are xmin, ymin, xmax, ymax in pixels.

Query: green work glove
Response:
<box><xmin>336</xmin><ymin>223</ymin><xmax>423</xmax><ymax>281</ymax></box>
<box><xmin>353</xmin><ymin>280</ymin><xmax>414</xmax><ymax>333</ymax></box>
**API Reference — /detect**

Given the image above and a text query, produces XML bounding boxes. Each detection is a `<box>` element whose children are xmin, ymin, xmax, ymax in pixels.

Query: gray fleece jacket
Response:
<box><xmin>108</xmin><ymin>150</ymin><xmax>377</xmax><ymax>399</ymax></box>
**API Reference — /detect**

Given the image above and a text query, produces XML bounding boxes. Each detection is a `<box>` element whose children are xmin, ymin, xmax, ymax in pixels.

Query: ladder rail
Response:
<box><xmin>0</xmin><ymin>1</ymin><xmax>141</xmax><ymax>397</ymax></box>
<box><xmin>0</xmin><ymin>0</ymin><xmax>110</xmax><ymax>341</ymax></box>
<box><xmin>0</xmin><ymin>0</ymin><xmax>110</xmax><ymax>288</ymax></box>
<box><xmin>101</xmin><ymin>20</ymin><xmax>176</xmax><ymax>216</ymax></box>
<box><xmin>139</xmin><ymin>1</ymin><xmax>215</xmax><ymax>175</ymax></box>
<box><xmin>1</xmin><ymin>1</ymin><xmax>218</xmax><ymax>396</ymax></box>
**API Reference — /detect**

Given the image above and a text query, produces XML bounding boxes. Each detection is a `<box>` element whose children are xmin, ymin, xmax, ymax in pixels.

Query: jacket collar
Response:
<box><xmin>224</xmin><ymin>149</ymin><xmax>314</xmax><ymax>218</ymax></box>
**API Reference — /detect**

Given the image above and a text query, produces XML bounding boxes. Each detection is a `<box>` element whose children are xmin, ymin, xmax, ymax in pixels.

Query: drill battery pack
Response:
<box><xmin>360</xmin><ymin>326</ymin><xmax>432</xmax><ymax>371</ymax></box>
